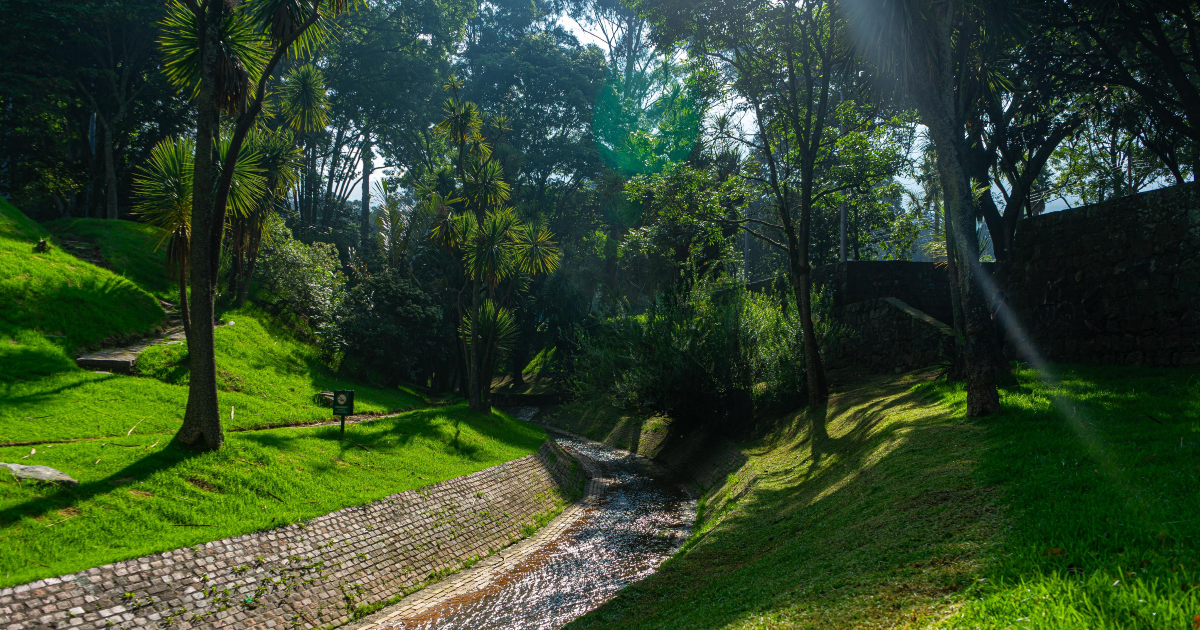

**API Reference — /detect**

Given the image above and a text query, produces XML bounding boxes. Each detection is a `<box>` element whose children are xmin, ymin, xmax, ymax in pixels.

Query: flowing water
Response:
<box><xmin>382</xmin><ymin>436</ymin><xmax>695</xmax><ymax>630</ymax></box>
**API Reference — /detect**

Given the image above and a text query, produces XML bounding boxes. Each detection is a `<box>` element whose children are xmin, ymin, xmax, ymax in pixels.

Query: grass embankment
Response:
<box><xmin>0</xmin><ymin>198</ymin><xmax>163</xmax><ymax>352</ymax></box>
<box><xmin>0</xmin><ymin>405</ymin><xmax>546</xmax><ymax>588</ymax></box>
<box><xmin>539</xmin><ymin>398</ymin><xmax>674</xmax><ymax>457</ymax></box>
<box><xmin>567</xmin><ymin>365</ymin><xmax>1200</xmax><ymax>630</ymax></box>
<box><xmin>46</xmin><ymin>217</ymin><xmax>176</xmax><ymax>302</ymax></box>
<box><xmin>1</xmin><ymin>308</ymin><xmax>425</xmax><ymax>444</ymax></box>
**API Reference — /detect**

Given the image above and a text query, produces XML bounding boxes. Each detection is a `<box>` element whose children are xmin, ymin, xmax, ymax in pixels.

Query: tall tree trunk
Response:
<box><xmin>176</xmin><ymin>0</ymin><xmax>226</xmax><ymax>451</ymax></box>
<box><xmin>780</xmin><ymin>191</ymin><xmax>828</xmax><ymax>406</ymax></box>
<box><xmin>943</xmin><ymin>203</ymin><xmax>967</xmax><ymax>379</ymax></box>
<box><xmin>360</xmin><ymin>132</ymin><xmax>372</xmax><ymax>249</ymax></box>
<box><xmin>102</xmin><ymin>122</ymin><xmax>118</xmax><ymax>219</ymax></box>
<box><xmin>236</xmin><ymin>214</ymin><xmax>263</xmax><ymax>306</ymax></box>
<box><xmin>929</xmin><ymin>123</ymin><xmax>1001</xmax><ymax>415</ymax></box>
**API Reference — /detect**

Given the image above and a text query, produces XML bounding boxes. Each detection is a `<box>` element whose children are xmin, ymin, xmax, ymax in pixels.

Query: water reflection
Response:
<box><xmin>385</xmin><ymin>437</ymin><xmax>695</xmax><ymax>630</ymax></box>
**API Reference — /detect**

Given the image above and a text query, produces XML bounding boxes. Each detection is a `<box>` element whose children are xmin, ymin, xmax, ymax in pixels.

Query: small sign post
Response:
<box><xmin>333</xmin><ymin>390</ymin><xmax>354</xmax><ymax>435</ymax></box>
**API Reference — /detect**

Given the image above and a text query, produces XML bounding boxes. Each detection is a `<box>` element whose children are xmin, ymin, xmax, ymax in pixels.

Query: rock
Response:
<box><xmin>314</xmin><ymin>391</ymin><xmax>334</xmax><ymax>407</ymax></box>
<box><xmin>2</xmin><ymin>463</ymin><xmax>79</xmax><ymax>486</ymax></box>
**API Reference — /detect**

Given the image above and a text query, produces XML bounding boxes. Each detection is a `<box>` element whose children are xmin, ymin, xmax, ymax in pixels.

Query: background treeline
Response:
<box><xmin>0</xmin><ymin>0</ymin><xmax>1194</xmax><ymax>435</ymax></box>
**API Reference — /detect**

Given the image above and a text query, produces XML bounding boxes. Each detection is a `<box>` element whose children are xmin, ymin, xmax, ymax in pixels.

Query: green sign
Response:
<box><xmin>333</xmin><ymin>390</ymin><xmax>354</xmax><ymax>416</ymax></box>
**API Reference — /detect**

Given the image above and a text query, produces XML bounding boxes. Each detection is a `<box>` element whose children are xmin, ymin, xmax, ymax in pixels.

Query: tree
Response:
<box><xmin>844</xmin><ymin>0</ymin><xmax>1022</xmax><ymax>416</ymax></box>
<box><xmin>132</xmin><ymin>136</ymin><xmax>268</xmax><ymax>337</ymax></box>
<box><xmin>632</xmin><ymin>0</ymin><xmax>910</xmax><ymax>406</ymax></box>
<box><xmin>158</xmin><ymin>0</ymin><xmax>357</xmax><ymax>450</ymax></box>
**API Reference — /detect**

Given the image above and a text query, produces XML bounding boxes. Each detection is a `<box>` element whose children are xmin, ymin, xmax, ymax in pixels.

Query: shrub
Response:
<box><xmin>257</xmin><ymin>225</ymin><xmax>345</xmax><ymax>351</ymax></box>
<box><xmin>337</xmin><ymin>270</ymin><xmax>443</xmax><ymax>385</ymax></box>
<box><xmin>571</xmin><ymin>279</ymin><xmax>833</xmax><ymax>431</ymax></box>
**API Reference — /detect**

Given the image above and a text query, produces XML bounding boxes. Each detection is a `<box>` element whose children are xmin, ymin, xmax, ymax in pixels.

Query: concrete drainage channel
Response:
<box><xmin>0</xmin><ymin>431</ymin><xmax>696</xmax><ymax>630</ymax></box>
<box><xmin>350</xmin><ymin>434</ymin><xmax>697</xmax><ymax>630</ymax></box>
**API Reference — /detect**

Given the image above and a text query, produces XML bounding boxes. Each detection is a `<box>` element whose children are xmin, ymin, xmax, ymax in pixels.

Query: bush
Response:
<box><xmin>571</xmin><ymin>279</ymin><xmax>832</xmax><ymax>431</ymax></box>
<box><xmin>257</xmin><ymin>225</ymin><xmax>345</xmax><ymax>351</ymax></box>
<box><xmin>337</xmin><ymin>270</ymin><xmax>443</xmax><ymax>385</ymax></box>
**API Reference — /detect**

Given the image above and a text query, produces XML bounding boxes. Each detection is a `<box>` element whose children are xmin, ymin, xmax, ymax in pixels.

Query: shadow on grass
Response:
<box><xmin>567</xmin><ymin>370</ymin><xmax>998</xmax><ymax>630</ymax></box>
<box><xmin>0</xmin><ymin>444</ymin><xmax>204</xmax><ymax>528</ymax></box>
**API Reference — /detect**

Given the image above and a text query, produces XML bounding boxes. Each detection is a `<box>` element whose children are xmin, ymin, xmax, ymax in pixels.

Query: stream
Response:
<box><xmin>379</xmin><ymin>435</ymin><xmax>696</xmax><ymax>630</ymax></box>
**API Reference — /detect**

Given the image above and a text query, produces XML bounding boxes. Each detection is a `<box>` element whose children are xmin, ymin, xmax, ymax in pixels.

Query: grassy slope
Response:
<box><xmin>1</xmin><ymin>307</ymin><xmax>426</xmax><ymax>444</ymax></box>
<box><xmin>0</xmin><ymin>405</ymin><xmax>545</xmax><ymax>588</ymax></box>
<box><xmin>1</xmin><ymin>202</ymin><xmax>548</xmax><ymax>589</ymax></box>
<box><xmin>0</xmin><ymin>199</ymin><xmax>163</xmax><ymax>352</ymax></box>
<box><xmin>45</xmin><ymin>218</ymin><xmax>175</xmax><ymax>302</ymax></box>
<box><xmin>567</xmin><ymin>365</ymin><xmax>1200</xmax><ymax>630</ymax></box>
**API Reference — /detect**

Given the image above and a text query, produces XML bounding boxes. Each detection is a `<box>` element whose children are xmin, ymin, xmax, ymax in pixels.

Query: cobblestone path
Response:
<box><xmin>349</xmin><ymin>435</ymin><xmax>696</xmax><ymax>630</ymax></box>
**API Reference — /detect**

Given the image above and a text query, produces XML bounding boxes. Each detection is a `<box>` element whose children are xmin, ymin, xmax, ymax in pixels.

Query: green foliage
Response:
<box><xmin>278</xmin><ymin>64</ymin><xmax>330</xmax><ymax>133</ymax></box>
<box><xmin>0</xmin><ymin>403</ymin><xmax>545</xmax><ymax>588</ymax></box>
<box><xmin>256</xmin><ymin>222</ymin><xmax>345</xmax><ymax>346</ymax></box>
<box><xmin>338</xmin><ymin>270</ymin><xmax>444</xmax><ymax>384</ymax></box>
<box><xmin>593</xmin><ymin>58</ymin><xmax>704</xmax><ymax>176</ymax></box>
<box><xmin>571</xmin><ymin>279</ymin><xmax>832</xmax><ymax>428</ymax></box>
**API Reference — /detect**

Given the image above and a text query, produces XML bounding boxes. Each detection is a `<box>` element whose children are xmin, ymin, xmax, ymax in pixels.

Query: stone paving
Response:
<box><xmin>342</xmin><ymin>437</ymin><xmax>607</xmax><ymax>629</ymax></box>
<box><xmin>0</xmin><ymin>440</ymin><xmax>586</xmax><ymax>630</ymax></box>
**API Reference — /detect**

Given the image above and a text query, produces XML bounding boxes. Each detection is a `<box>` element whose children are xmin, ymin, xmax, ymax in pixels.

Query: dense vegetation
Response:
<box><xmin>0</xmin><ymin>0</ymin><xmax>1197</xmax><ymax>625</ymax></box>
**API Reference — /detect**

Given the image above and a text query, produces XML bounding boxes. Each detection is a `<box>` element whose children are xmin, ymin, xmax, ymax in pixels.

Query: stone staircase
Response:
<box><xmin>74</xmin><ymin>300</ymin><xmax>187</xmax><ymax>374</ymax></box>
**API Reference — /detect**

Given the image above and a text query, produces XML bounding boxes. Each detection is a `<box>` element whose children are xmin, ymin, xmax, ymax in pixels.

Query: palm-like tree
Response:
<box><xmin>156</xmin><ymin>0</ymin><xmax>357</xmax><ymax>450</ymax></box>
<box><xmin>134</xmin><ymin>136</ymin><xmax>266</xmax><ymax>336</ymax></box>
<box><xmin>133</xmin><ymin>137</ymin><xmax>195</xmax><ymax>338</ymax></box>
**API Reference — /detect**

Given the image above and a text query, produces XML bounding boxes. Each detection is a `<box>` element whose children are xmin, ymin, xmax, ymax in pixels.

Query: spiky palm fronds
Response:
<box><xmin>243</xmin><ymin>0</ymin><xmax>361</xmax><ymax>60</ymax></box>
<box><xmin>278</xmin><ymin>64</ymin><xmax>329</xmax><ymax>133</ymax></box>
<box><xmin>218</xmin><ymin>137</ymin><xmax>268</xmax><ymax>218</ymax></box>
<box><xmin>460</xmin><ymin>299</ymin><xmax>518</xmax><ymax>357</ymax></box>
<box><xmin>462</xmin><ymin>157</ymin><xmax>510</xmax><ymax>211</ymax></box>
<box><xmin>465</xmin><ymin>208</ymin><xmax>520</xmax><ymax>287</ymax></box>
<box><xmin>248</xmin><ymin>127</ymin><xmax>304</xmax><ymax>197</ymax></box>
<box><xmin>427</xmin><ymin>192</ymin><xmax>468</xmax><ymax>250</ymax></box>
<box><xmin>435</xmin><ymin>97</ymin><xmax>484</xmax><ymax>146</ymax></box>
<box><xmin>513</xmin><ymin>221</ymin><xmax>561</xmax><ymax>276</ymax></box>
<box><xmin>159</xmin><ymin>0</ymin><xmax>270</xmax><ymax>112</ymax></box>
<box><xmin>133</xmin><ymin>136</ymin><xmax>194</xmax><ymax>275</ymax></box>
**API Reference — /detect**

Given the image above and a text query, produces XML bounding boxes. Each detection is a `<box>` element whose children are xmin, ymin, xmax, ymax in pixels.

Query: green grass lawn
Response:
<box><xmin>565</xmin><ymin>364</ymin><xmax>1200</xmax><ymax>630</ymax></box>
<box><xmin>0</xmin><ymin>404</ymin><xmax>546</xmax><ymax>588</ymax></box>
<box><xmin>1</xmin><ymin>307</ymin><xmax>426</xmax><ymax>444</ymax></box>
<box><xmin>0</xmin><ymin>198</ymin><xmax>163</xmax><ymax>352</ymax></box>
<box><xmin>45</xmin><ymin>217</ymin><xmax>176</xmax><ymax>302</ymax></box>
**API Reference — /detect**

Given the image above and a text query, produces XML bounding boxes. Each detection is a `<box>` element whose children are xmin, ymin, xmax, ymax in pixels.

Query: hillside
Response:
<box><xmin>46</xmin><ymin>217</ymin><xmax>176</xmax><ymax>302</ymax></box>
<box><xmin>563</xmin><ymin>365</ymin><xmax>1200</xmax><ymax>630</ymax></box>
<box><xmin>0</xmin><ymin>203</ymin><xmax>549</xmax><ymax>588</ymax></box>
<box><xmin>0</xmin><ymin>198</ymin><xmax>164</xmax><ymax>352</ymax></box>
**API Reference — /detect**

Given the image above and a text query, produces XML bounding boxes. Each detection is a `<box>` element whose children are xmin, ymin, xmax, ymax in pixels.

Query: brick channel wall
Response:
<box><xmin>0</xmin><ymin>441</ymin><xmax>586</xmax><ymax>630</ymax></box>
<box><xmin>1003</xmin><ymin>183</ymin><xmax>1200</xmax><ymax>366</ymax></box>
<box><xmin>827</xmin><ymin>298</ymin><xmax>954</xmax><ymax>373</ymax></box>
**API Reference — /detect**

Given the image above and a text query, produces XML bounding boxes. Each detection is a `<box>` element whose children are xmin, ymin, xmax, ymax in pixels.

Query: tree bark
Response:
<box><xmin>360</xmin><ymin>132</ymin><xmax>372</xmax><ymax>249</ymax></box>
<box><xmin>102</xmin><ymin>122</ymin><xmax>118</xmax><ymax>219</ymax></box>
<box><xmin>176</xmin><ymin>0</ymin><xmax>226</xmax><ymax>450</ymax></box>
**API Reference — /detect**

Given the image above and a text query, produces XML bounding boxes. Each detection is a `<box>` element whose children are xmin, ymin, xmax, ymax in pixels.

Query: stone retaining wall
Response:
<box><xmin>0</xmin><ymin>440</ymin><xmax>586</xmax><ymax>630</ymax></box>
<box><xmin>1003</xmin><ymin>183</ymin><xmax>1200</xmax><ymax>366</ymax></box>
<box><xmin>827</xmin><ymin>297</ymin><xmax>953</xmax><ymax>373</ymax></box>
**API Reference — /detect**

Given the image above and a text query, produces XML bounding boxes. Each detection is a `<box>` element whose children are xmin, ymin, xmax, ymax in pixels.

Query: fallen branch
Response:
<box><xmin>126</xmin><ymin>418</ymin><xmax>146</xmax><ymax>436</ymax></box>
<box><xmin>25</xmin><ymin>557</ymin><xmax>49</xmax><ymax>568</ymax></box>
<box><xmin>265</xmin><ymin>490</ymin><xmax>285</xmax><ymax>502</ymax></box>
<box><xmin>23</xmin><ymin>416</ymin><xmax>49</xmax><ymax>420</ymax></box>
<box><xmin>102</xmin><ymin>442</ymin><xmax>140</xmax><ymax>448</ymax></box>
<box><xmin>172</xmin><ymin>523</ymin><xmax>213</xmax><ymax>527</ymax></box>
